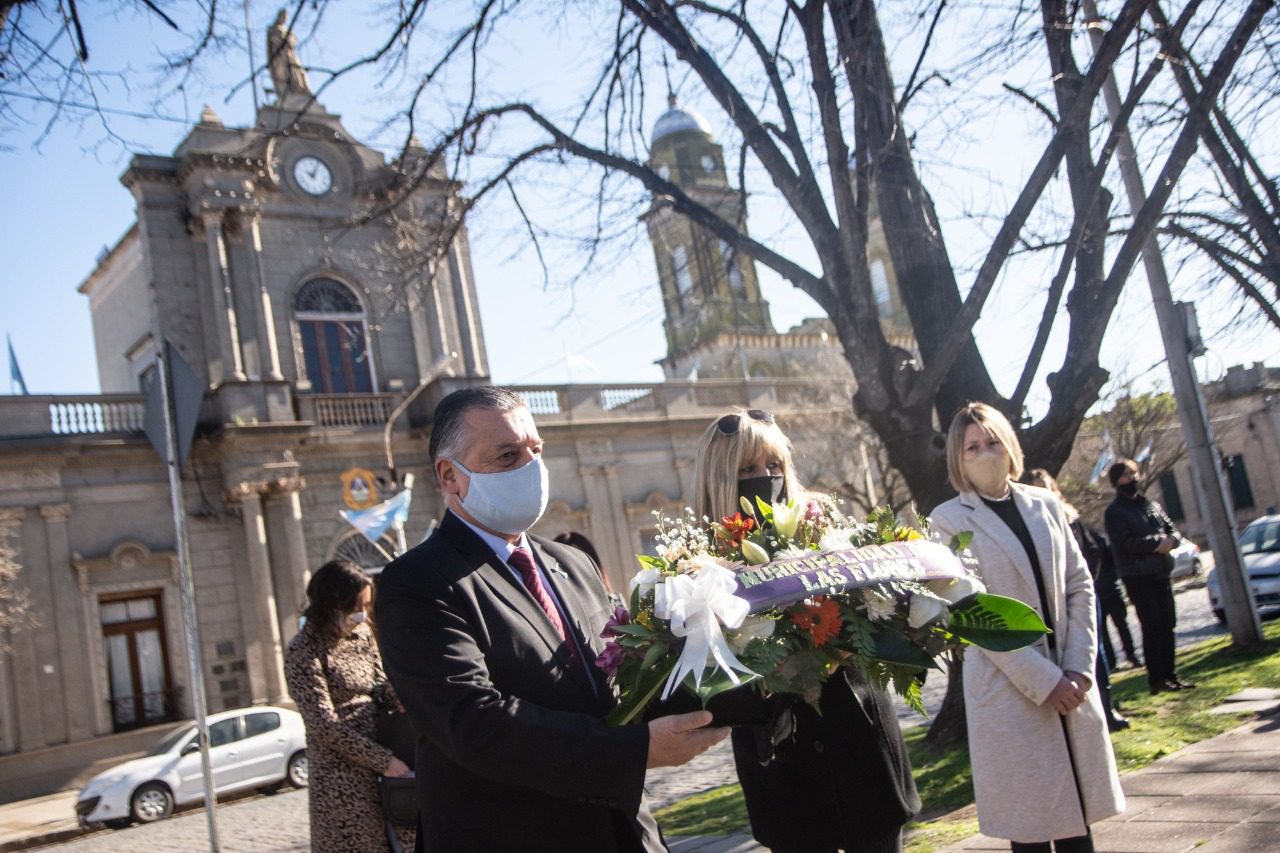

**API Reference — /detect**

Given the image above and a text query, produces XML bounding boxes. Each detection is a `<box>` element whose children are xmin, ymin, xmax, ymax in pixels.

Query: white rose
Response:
<box><xmin>862</xmin><ymin>588</ymin><xmax>898</xmax><ymax>622</ymax></box>
<box><xmin>818</xmin><ymin>529</ymin><xmax>855</xmax><ymax>552</ymax></box>
<box><xmin>629</xmin><ymin>567</ymin><xmax>662</xmax><ymax>597</ymax></box>
<box><xmin>925</xmin><ymin>574</ymin><xmax>987</xmax><ymax>604</ymax></box>
<box><xmin>907</xmin><ymin>590</ymin><xmax>950</xmax><ymax>628</ymax></box>
<box><xmin>677</xmin><ymin>552</ymin><xmax>732</xmax><ymax>575</ymax></box>
<box><xmin>728</xmin><ymin>614</ymin><xmax>777</xmax><ymax>654</ymax></box>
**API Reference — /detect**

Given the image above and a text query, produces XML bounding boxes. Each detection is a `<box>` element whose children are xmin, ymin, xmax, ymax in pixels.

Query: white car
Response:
<box><xmin>1170</xmin><ymin>539</ymin><xmax>1202</xmax><ymax>578</ymax></box>
<box><xmin>75</xmin><ymin>706</ymin><xmax>308</xmax><ymax>827</ymax></box>
<box><xmin>1207</xmin><ymin>515</ymin><xmax>1280</xmax><ymax>623</ymax></box>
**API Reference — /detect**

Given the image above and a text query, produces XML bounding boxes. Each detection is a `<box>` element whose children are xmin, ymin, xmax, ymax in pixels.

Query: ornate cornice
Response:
<box><xmin>39</xmin><ymin>503</ymin><xmax>72</xmax><ymax>522</ymax></box>
<box><xmin>0</xmin><ymin>507</ymin><xmax>25</xmax><ymax>528</ymax></box>
<box><xmin>224</xmin><ymin>474</ymin><xmax>305</xmax><ymax>504</ymax></box>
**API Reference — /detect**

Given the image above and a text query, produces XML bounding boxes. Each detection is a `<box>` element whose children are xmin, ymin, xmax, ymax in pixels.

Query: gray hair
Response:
<box><xmin>429</xmin><ymin>386</ymin><xmax>527</xmax><ymax>463</ymax></box>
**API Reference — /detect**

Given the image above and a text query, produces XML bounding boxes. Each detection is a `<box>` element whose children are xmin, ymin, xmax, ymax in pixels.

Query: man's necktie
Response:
<box><xmin>508</xmin><ymin>546</ymin><xmax>569</xmax><ymax>644</ymax></box>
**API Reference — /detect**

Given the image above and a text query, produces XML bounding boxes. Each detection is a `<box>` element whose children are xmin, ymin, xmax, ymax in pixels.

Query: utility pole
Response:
<box><xmin>1083</xmin><ymin>2</ymin><xmax>1261</xmax><ymax>645</ymax></box>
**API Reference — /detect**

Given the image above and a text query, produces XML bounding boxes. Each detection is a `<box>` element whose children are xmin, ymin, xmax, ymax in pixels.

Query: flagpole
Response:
<box><xmin>157</xmin><ymin>344</ymin><xmax>222</xmax><ymax>851</ymax></box>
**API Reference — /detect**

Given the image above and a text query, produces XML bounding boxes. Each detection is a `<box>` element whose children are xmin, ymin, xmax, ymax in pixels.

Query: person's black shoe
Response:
<box><xmin>1107</xmin><ymin>715</ymin><xmax>1131</xmax><ymax>732</ymax></box>
<box><xmin>1149</xmin><ymin>682</ymin><xmax>1168</xmax><ymax>695</ymax></box>
<box><xmin>1169</xmin><ymin>676</ymin><xmax>1197</xmax><ymax>690</ymax></box>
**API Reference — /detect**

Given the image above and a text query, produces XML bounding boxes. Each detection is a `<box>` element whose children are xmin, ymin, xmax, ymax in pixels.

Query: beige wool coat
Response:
<box><xmin>931</xmin><ymin>484</ymin><xmax>1125</xmax><ymax>842</ymax></box>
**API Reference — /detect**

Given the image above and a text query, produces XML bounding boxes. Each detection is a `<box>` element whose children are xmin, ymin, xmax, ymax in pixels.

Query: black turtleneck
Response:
<box><xmin>980</xmin><ymin>494</ymin><xmax>1056</xmax><ymax>647</ymax></box>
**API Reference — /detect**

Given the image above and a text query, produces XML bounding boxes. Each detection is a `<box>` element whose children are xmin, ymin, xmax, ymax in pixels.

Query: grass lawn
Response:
<box><xmin>653</xmin><ymin>617</ymin><xmax>1280</xmax><ymax>850</ymax></box>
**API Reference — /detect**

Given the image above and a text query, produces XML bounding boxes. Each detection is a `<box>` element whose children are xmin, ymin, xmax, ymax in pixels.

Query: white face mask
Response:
<box><xmin>347</xmin><ymin>610</ymin><xmax>367</xmax><ymax>627</ymax></box>
<box><xmin>964</xmin><ymin>450</ymin><xmax>1011</xmax><ymax>498</ymax></box>
<box><xmin>451</xmin><ymin>455</ymin><xmax>549</xmax><ymax>535</ymax></box>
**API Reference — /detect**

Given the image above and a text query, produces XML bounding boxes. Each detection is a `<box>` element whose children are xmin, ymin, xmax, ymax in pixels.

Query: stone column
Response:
<box><xmin>245</xmin><ymin>212</ymin><xmax>284</xmax><ymax>381</ymax></box>
<box><xmin>229</xmin><ymin>486</ymin><xmax>287</xmax><ymax>704</ymax></box>
<box><xmin>264</xmin><ymin>478</ymin><xmax>310</xmax><ymax>650</ymax></box>
<box><xmin>0</xmin><ymin>509</ymin><xmax>22</xmax><ymax>754</ymax></box>
<box><xmin>40</xmin><ymin>503</ymin><xmax>93</xmax><ymax>742</ymax></box>
<box><xmin>579</xmin><ymin>465</ymin><xmax>628</xmax><ymax>595</ymax></box>
<box><xmin>203</xmin><ymin>212</ymin><xmax>246</xmax><ymax>382</ymax></box>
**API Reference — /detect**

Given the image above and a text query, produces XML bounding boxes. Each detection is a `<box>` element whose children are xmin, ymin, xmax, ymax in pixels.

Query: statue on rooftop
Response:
<box><xmin>267</xmin><ymin>10</ymin><xmax>312</xmax><ymax>103</ymax></box>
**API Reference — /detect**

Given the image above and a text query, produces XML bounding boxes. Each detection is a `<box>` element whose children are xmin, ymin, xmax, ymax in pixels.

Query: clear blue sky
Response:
<box><xmin>3</xmin><ymin>3</ymin><xmax>1276</xmax><ymax>408</ymax></box>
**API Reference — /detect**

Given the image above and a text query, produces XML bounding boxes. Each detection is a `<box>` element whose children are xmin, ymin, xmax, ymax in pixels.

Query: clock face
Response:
<box><xmin>657</xmin><ymin>163</ymin><xmax>671</xmax><ymax>181</ymax></box>
<box><xmin>293</xmin><ymin>155</ymin><xmax>333</xmax><ymax>195</ymax></box>
<box><xmin>701</xmin><ymin>154</ymin><xmax>716</xmax><ymax>173</ymax></box>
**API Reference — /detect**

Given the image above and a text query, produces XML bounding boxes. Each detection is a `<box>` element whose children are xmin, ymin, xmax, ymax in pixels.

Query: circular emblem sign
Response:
<box><xmin>341</xmin><ymin>468</ymin><xmax>379</xmax><ymax>510</ymax></box>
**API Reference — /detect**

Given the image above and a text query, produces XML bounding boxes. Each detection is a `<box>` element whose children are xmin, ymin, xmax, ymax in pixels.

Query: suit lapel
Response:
<box><xmin>439</xmin><ymin>514</ymin><xmax>568</xmax><ymax>662</ymax></box>
<box><xmin>531</xmin><ymin>540</ymin><xmax>610</xmax><ymax>700</ymax></box>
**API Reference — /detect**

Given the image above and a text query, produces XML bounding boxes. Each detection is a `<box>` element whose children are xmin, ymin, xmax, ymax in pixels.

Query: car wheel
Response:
<box><xmin>1214</xmin><ymin>608</ymin><xmax>1226</xmax><ymax>624</ymax></box>
<box><xmin>286</xmin><ymin>750</ymin><xmax>309</xmax><ymax>788</ymax></box>
<box><xmin>130</xmin><ymin>782</ymin><xmax>174</xmax><ymax>823</ymax></box>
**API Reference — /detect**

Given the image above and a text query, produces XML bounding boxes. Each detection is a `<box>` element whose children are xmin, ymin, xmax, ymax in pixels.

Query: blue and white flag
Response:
<box><xmin>7</xmin><ymin>334</ymin><xmax>28</xmax><ymax>395</ymax></box>
<box><xmin>1088</xmin><ymin>430</ymin><xmax>1114</xmax><ymax>487</ymax></box>
<box><xmin>1135</xmin><ymin>439</ymin><xmax>1154</xmax><ymax>465</ymax></box>
<box><xmin>340</xmin><ymin>488</ymin><xmax>412</xmax><ymax>545</ymax></box>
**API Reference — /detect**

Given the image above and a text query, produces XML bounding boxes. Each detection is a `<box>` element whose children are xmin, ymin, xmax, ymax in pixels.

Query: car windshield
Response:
<box><xmin>1238</xmin><ymin>521</ymin><xmax>1280</xmax><ymax>555</ymax></box>
<box><xmin>147</xmin><ymin>724</ymin><xmax>195</xmax><ymax>757</ymax></box>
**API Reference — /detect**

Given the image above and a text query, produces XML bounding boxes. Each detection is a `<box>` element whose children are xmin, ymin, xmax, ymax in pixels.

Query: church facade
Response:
<box><xmin>0</xmin><ymin>46</ymin><xmax>899</xmax><ymax>799</ymax></box>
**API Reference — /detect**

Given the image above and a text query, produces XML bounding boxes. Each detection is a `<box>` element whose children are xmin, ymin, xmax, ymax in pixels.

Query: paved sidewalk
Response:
<box><xmin>939</xmin><ymin>699</ymin><xmax>1280</xmax><ymax>853</ymax></box>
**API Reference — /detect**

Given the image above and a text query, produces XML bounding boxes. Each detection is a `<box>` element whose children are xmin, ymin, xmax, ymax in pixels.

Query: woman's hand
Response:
<box><xmin>1045</xmin><ymin>674</ymin><xmax>1086</xmax><ymax>715</ymax></box>
<box><xmin>384</xmin><ymin>756</ymin><xmax>413</xmax><ymax>778</ymax></box>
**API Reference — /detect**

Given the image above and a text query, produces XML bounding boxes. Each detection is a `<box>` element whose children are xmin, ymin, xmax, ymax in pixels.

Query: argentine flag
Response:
<box><xmin>340</xmin><ymin>488</ymin><xmax>412</xmax><ymax>545</ymax></box>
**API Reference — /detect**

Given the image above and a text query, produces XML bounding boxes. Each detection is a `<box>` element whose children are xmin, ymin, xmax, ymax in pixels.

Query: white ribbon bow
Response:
<box><xmin>653</xmin><ymin>563</ymin><xmax>755</xmax><ymax>700</ymax></box>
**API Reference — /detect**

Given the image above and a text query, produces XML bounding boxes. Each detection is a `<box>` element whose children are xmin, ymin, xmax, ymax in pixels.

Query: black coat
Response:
<box><xmin>375</xmin><ymin>511</ymin><xmax>662</xmax><ymax>853</ymax></box>
<box><xmin>1103</xmin><ymin>493</ymin><xmax>1179</xmax><ymax>580</ymax></box>
<box><xmin>731</xmin><ymin>667</ymin><xmax>921</xmax><ymax>850</ymax></box>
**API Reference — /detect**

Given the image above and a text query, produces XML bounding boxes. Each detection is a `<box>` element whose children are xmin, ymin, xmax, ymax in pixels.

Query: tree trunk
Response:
<box><xmin>922</xmin><ymin>652</ymin><xmax>967</xmax><ymax>751</ymax></box>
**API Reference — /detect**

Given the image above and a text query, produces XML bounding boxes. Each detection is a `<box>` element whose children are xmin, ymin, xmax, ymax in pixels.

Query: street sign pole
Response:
<box><xmin>156</xmin><ymin>346</ymin><xmax>222</xmax><ymax>850</ymax></box>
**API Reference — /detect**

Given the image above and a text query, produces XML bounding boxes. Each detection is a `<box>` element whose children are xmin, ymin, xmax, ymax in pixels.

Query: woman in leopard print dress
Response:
<box><xmin>285</xmin><ymin>560</ymin><xmax>415</xmax><ymax>852</ymax></box>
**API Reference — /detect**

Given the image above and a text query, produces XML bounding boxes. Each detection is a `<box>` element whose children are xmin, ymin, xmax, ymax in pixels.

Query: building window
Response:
<box><xmin>671</xmin><ymin>246</ymin><xmax>694</xmax><ymax>303</ymax></box>
<box><xmin>1158</xmin><ymin>471</ymin><xmax>1185</xmax><ymax>522</ymax></box>
<box><xmin>870</xmin><ymin>259</ymin><xmax>892</xmax><ymax>315</ymax></box>
<box><xmin>294</xmin><ymin>278</ymin><xmax>374</xmax><ymax>393</ymax></box>
<box><xmin>332</xmin><ymin>529</ymin><xmax>398</xmax><ymax>574</ymax></box>
<box><xmin>101</xmin><ymin>592</ymin><xmax>177</xmax><ymax>732</ymax></box>
<box><xmin>719</xmin><ymin>241</ymin><xmax>745</xmax><ymax>297</ymax></box>
<box><xmin>1225</xmin><ymin>454</ymin><xmax>1255</xmax><ymax>510</ymax></box>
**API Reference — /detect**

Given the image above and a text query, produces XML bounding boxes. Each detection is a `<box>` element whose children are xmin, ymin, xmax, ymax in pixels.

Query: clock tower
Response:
<box><xmin>642</xmin><ymin>97</ymin><xmax>776</xmax><ymax>379</ymax></box>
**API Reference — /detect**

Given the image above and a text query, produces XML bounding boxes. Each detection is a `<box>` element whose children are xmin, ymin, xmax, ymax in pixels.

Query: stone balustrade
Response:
<box><xmin>0</xmin><ymin>378</ymin><xmax>847</xmax><ymax>439</ymax></box>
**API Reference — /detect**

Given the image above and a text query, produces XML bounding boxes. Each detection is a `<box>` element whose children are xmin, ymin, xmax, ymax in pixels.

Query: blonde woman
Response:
<box><xmin>692</xmin><ymin>408</ymin><xmax>919</xmax><ymax>853</ymax></box>
<box><xmin>930</xmin><ymin>403</ymin><xmax>1123</xmax><ymax>852</ymax></box>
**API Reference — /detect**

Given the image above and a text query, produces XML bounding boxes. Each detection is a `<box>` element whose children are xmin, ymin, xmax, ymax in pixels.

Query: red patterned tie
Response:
<box><xmin>508</xmin><ymin>547</ymin><xmax>569</xmax><ymax>644</ymax></box>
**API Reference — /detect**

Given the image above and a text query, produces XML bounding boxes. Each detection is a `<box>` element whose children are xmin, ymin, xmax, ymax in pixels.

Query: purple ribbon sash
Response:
<box><xmin>733</xmin><ymin>540</ymin><xmax>967</xmax><ymax>613</ymax></box>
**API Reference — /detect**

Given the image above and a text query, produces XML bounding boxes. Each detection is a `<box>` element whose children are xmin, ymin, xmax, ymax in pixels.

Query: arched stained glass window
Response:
<box><xmin>294</xmin><ymin>278</ymin><xmax>373</xmax><ymax>393</ymax></box>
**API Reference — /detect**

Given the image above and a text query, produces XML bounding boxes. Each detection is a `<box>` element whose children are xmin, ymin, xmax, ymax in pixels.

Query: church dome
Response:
<box><xmin>651</xmin><ymin>99</ymin><xmax>713</xmax><ymax>147</ymax></box>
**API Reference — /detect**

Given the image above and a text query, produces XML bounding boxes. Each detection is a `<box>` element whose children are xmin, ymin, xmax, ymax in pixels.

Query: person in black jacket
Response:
<box><xmin>691</xmin><ymin>409</ymin><xmax>920</xmax><ymax>853</ymax></box>
<box><xmin>1103</xmin><ymin>459</ymin><xmax>1196</xmax><ymax>696</ymax></box>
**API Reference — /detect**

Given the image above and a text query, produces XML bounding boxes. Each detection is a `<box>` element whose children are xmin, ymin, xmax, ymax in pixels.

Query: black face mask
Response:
<box><xmin>1118</xmin><ymin>481</ymin><xmax>1140</xmax><ymax>498</ymax></box>
<box><xmin>738</xmin><ymin>475</ymin><xmax>787</xmax><ymax>512</ymax></box>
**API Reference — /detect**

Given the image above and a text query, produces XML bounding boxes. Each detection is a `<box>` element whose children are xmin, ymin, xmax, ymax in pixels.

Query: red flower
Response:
<box><xmin>717</xmin><ymin>512</ymin><xmax>756</xmax><ymax>546</ymax></box>
<box><xmin>790</xmin><ymin>597</ymin><xmax>843</xmax><ymax>647</ymax></box>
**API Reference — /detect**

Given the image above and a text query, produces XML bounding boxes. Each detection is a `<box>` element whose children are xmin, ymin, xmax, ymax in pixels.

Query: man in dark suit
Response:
<box><xmin>377</xmin><ymin>387</ymin><xmax>727</xmax><ymax>852</ymax></box>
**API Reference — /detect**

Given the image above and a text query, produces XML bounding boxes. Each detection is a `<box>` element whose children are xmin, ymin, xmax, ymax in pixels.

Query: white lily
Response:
<box><xmin>925</xmin><ymin>574</ymin><xmax>987</xmax><ymax>604</ymax></box>
<box><xmin>907</xmin><ymin>589</ymin><xmax>951</xmax><ymax>628</ymax></box>
<box><xmin>740</xmin><ymin>538</ymin><xmax>771</xmax><ymax>565</ymax></box>
<box><xmin>771</xmin><ymin>500</ymin><xmax>804</xmax><ymax>541</ymax></box>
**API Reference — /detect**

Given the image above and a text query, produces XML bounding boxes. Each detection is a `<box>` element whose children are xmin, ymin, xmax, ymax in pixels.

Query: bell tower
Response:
<box><xmin>643</xmin><ymin>97</ymin><xmax>774</xmax><ymax>378</ymax></box>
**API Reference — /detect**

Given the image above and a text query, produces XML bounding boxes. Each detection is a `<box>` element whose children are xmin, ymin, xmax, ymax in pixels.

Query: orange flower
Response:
<box><xmin>790</xmin><ymin>597</ymin><xmax>843</xmax><ymax>646</ymax></box>
<box><xmin>717</xmin><ymin>512</ymin><xmax>756</xmax><ymax>546</ymax></box>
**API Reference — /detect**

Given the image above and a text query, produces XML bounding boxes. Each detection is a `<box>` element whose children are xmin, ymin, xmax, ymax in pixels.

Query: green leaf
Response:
<box><xmin>636</xmin><ymin>554</ymin><xmax>667</xmax><ymax>573</ymax></box>
<box><xmin>686</xmin><ymin>667</ymin><xmax>761</xmax><ymax>704</ymax></box>
<box><xmin>606</xmin><ymin>655</ymin><xmax>677</xmax><ymax>726</ymax></box>
<box><xmin>946</xmin><ymin>592</ymin><xmax>1049</xmax><ymax>651</ymax></box>
<box><xmin>639</xmin><ymin>641</ymin><xmax>670</xmax><ymax>672</ymax></box>
<box><xmin>609</xmin><ymin>623</ymin><xmax>657</xmax><ymax>639</ymax></box>
<box><xmin>948</xmin><ymin>530</ymin><xmax>974</xmax><ymax>552</ymax></box>
<box><xmin>870</xmin><ymin>626</ymin><xmax>940</xmax><ymax>670</ymax></box>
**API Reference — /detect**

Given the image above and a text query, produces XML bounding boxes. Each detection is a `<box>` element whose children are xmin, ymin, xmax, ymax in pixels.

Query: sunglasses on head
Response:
<box><xmin>716</xmin><ymin>409</ymin><xmax>774</xmax><ymax>435</ymax></box>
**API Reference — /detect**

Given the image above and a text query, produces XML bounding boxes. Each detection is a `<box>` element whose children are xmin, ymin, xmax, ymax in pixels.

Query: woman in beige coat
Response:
<box><xmin>931</xmin><ymin>403</ymin><xmax>1124</xmax><ymax>851</ymax></box>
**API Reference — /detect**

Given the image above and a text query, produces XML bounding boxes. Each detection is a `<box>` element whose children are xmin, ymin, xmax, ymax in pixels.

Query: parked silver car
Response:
<box><xmin>1170</xmin><ymin>538</ymin><xmax>1202</xmax><ymax>578</ymax></box>
<box><xmin>1207</xmin><ymin>515</ymin><xmax>1280</xmax><ymax>623</ymax></box>
<box><xmin>75</xmin><ymin>706</ymin><xmax>308</xmax><ymax>827</ymax></box>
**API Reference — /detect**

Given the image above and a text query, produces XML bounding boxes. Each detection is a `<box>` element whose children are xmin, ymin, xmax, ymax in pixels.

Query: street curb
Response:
<box><xmin>0</xmin><ymin>825</ymin><xmax>94</xmax><ymax>852</ymax></box>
